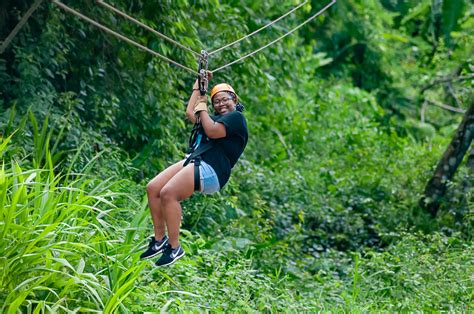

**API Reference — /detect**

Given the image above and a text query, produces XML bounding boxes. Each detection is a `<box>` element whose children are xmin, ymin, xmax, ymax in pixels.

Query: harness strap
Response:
<box><xmin>193</xmin><ymin>159</ymin><xmax>201</xmax><ymax>192</ymax></box>
<box><xmin>183</xmin><ymin>141</ymin><xmax>214</xmax><ymax>167</ymax></box>
<box><xmin>184</xmin><ymin>142</ymin><xmax>214</xmax><ymax>192</ymax></box>
<box><xmin>187</xmin><ymin>122</ymin><xmax>202</xmax><ymax>153</ymax></box>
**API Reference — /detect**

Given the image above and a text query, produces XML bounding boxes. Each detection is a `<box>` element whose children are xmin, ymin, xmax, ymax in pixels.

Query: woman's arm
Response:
<box><xmin>198</xmin><ymin>111</ymin><xmax>227</xmax><ymax>139</ymax></box>
<box><xmin>186</xmin><ymin>80</ymin><xmax>200</xmax><ymax>124</ymax></box>
<box><xmin>186</xmin><ymin>72</ymin><xmax>213</xmax><ymax>123</ymax></box>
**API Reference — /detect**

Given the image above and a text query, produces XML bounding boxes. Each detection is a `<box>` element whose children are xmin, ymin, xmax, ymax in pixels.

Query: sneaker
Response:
<box><xmin>155</xmin><ymin>244</ymin><xmax>185</xmax><ymax>267</ymax></box>
<box><xmin>140</xmin><ymin>235</ymin><xmax>168</xmax><ymax>260</ymax></box>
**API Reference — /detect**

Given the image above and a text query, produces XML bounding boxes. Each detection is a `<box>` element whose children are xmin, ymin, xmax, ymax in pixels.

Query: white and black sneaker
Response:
<box><xmin>155</xmin><ymin>244</ymin><xmax>185</xmax><ymax>267</ymax></box>
<box><xmin>140</xmin><ymin>235</ymin><xmax>168</xmax><ymax>260</ymax></box>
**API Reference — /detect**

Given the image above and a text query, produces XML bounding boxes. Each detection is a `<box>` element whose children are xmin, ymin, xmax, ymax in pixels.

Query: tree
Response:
<box><xmin>420</xmin><ymin>102</ymin><xmax>474</xmax><ymax>216</ymax></box>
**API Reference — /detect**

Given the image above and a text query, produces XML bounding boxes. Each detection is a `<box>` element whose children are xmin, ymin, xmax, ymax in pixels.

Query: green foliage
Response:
<box><xmin>2</xmin><ymin>130</ymin><xmax>470</xmax><ymax>311</ymax></box>
<box><xmin>0</xmin><ymin>139</ymin><xmax>146</xmax><ymax>311</ymax></box>
<box><xmin>354</xmin><ymin>232</ymin><xmax>473</xmax><ymax>311</ymax></box>
<box><xmin>1</xmin><ymin>0</ymin><xmax>472</xmax><ymax>311</ymax></box>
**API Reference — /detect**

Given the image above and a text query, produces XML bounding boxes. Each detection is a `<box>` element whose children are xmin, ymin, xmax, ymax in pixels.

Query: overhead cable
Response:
<box><xmin>0</xmin><ymin>0</ymin><xmax>44</xmax><ymax>54</ymax></box>
<box><xmin>208</xmin><ymin>0</ymin><xmax>309</xmax><ymax>56</ymax></box>
<box><xmin>97</xmin><ymin>0</ymin><xmax>202</xmax><ymax>58</ymax></box>
<box><xmin>53</xmin><ymin>0</ymin><xmax>198</xmax><ymax>75</ymax></box>
<box><xmin>212</xmin><ymin>0</ymin><xmax>336</xmax><ymax>73</ymax></box>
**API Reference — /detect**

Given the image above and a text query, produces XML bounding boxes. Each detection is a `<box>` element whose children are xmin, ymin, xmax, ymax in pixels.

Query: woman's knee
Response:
<box><xmin>146</xmin><ymin>181</ymin><xmax>161</xmax><ymax>197</ymax></box>
<box><xmin>159</xmin><ymin>186</ymin><xmax>178</xmax><ymax>204</ymax></box>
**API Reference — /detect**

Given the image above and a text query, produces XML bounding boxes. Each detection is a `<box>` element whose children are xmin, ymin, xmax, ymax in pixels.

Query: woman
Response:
<box><xmin>140</xmin><ymin>76</ymin><xmax>248</xmax><ymax>267</ymax></box>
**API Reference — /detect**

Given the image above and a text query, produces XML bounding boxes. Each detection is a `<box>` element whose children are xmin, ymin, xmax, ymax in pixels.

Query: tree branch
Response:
<box><xmin>426</xmin><ymin>99</ymin><xmax>466</xmax><ymax>114</ymax></box>
<box><xmin>421</xmin><ymin>74</ymin><xmax>474</xmax><ymax>94</ymax></box>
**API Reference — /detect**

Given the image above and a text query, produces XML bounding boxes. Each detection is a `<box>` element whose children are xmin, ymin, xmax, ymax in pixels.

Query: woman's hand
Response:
<box><xmin>193</xmin><ymin>71</ymin><xmax>213</xmax><ymax>91</ymax></box>
<box><xmin>188</xmin><ymin>71</ymin><xmax>213</xmax><ymax>123</ymax></box>
<box><xmin>193</xmin><ymin>95</ymin><xmax>208</xmax><ymax>115</ymax></box>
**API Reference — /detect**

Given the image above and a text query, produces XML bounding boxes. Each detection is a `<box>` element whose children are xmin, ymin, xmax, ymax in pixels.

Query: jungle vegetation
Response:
<box><xmin>1</xmin><ymin>0</ymin><xmax>473</xmax><ymax>312</ymax></box>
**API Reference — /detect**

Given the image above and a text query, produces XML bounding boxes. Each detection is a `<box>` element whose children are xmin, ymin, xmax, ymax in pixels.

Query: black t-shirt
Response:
<box><xmin>200</xmin><ymin>111</ymin><xmax>248</xmax><ymax>188</ymax></box>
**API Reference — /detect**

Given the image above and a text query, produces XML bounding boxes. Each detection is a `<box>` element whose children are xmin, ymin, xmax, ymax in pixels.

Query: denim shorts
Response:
<box><xmin>199</xmin><ymin>160</ymin><xmax>220</xmax><ymax>194</ymax></box>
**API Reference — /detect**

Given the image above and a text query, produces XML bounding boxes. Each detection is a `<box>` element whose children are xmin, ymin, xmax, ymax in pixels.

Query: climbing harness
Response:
<box><xmin>184</xmin><ymin>139</ymin><xmax>215</xmax><ymax>192</ymax></box>
<box><xmin>188</xmin><ymin>50</ymin><xmax>209</xmax><ymax>158</ymax></box>
<box><xmin>53</xmin><ymin>0</ymin><xmax>336</xmax><ymax>74</ymax></box>
<box><xmin>185</xmin><ymin>52</ymin><xmax>212</xmax><ymax>191</ymax></box>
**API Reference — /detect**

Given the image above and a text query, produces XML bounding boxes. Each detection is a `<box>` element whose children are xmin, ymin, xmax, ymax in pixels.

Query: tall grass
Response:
<box><xmin>0</xmin><ymin>120</ymin><xmax>148</xmax><ymax>313</ymax></box>
<box><xmin>1</xmin><ymin>113</ymin><xmax>472</xmax><ymax>312</ymax></box>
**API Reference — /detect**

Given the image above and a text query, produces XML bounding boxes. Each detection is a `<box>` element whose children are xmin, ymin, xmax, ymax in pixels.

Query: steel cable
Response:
<box><xmin>207</xmin><ymin>1</ymin><xmax>309</xmax><ymax>56</ymax></box>
<box><xmin>97</xmin><ymin>0</ymin><xmax>202</xmax><ymax>58</ymax></box>
<box><xmin>54</xmin><ymin>0</ymin><xmax>335</xmax><ymax>76</ymax></box>
<box><xmin>0</xmin><ymin>0</ymin><xmax>44</xmax><ymax>54</ymax></box>
<box><xmin>212</xmin><ymin>0</ymin><xmax>336</xmax><ymax>73</ymax></box>
<box><xmin>53</xmin><ymin>0</ymin><xmax>198</xmax><ymax>75</ymax></box>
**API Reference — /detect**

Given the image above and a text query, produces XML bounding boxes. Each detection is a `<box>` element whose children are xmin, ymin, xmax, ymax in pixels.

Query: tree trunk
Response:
<box><xmin>467</xmin><ymin>144</ymin><xmax>474</xmax><ymax>172</ymax></box>
<box><xmin>420</xmin><ymin>102</ymin><xmax>474</xmax><ymax>216</ymax></box>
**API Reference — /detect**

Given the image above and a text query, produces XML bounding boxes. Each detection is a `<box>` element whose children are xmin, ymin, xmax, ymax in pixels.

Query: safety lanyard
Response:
<box><xmin>188</xmin><ymin>50</ymin><xmax>208</xmax><ymax>153</ymax></box>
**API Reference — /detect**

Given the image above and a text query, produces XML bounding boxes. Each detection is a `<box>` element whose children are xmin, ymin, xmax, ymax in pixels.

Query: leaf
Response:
<box><xmin>381</xmin><ymin>33</ymin><xmax>410</xmax><ymax>43</ymax></box>
<box><xmin>401</xmin><ymin>1</ymin><xmax>430</xmax><ymax>25</ymax></box>
<box><xmin>442</xmin><ymin>0</ymin><xmax>465</xmax><ymax>44</ymax></box>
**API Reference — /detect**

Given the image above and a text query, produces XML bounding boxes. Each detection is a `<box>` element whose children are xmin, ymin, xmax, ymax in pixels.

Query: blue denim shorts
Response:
<box><xmin>199</xmin><ymin>160</ymin><xmax>220</xmax><ymax>194</ymax></box>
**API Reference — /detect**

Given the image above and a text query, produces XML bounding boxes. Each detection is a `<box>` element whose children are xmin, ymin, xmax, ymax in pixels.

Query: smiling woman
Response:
<box><xmin>141</xmin><ymin>74</ymin><xmax>248</xmax><ymax>267</ymax></box>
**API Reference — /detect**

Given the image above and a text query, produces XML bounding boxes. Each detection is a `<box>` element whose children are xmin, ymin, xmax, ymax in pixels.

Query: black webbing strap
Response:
<box><xmin>187</xmin><ymin>122</ymin><xmax>201</xmax><ymax>154</ymax></box>
<box><xmin>183</xmin><ymin>142</ymin><xmax>214</xmax><ymax>167</ymax></box>
<box><xmin>184</xmin><ymin>141</ymin><xmax>214</xmax><ymax>192</ymax></box>
<box><xmin>193</xmin><ymin>158</ymin><xmax>201</xmax><ymax>192</ymax></box>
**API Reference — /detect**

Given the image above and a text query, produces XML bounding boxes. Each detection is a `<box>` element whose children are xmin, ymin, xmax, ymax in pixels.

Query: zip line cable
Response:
<box><xmin>0</xmin><ymin>0</ymin><xmax>44</xmax><ymax>54</ymax></box>
<box><xmin>207</xmin><ymin>0</ymin><xmax>309</xmax><ymax>56</ymax></box>
<box><xmin>95</xmin><ymin>0</ymin><xmax>310</xmax><ymax>58</ymax></box>
<box><xmin>53</xmin><ymin>0</ymin><xmax>198</xmax><ymax>75</ymax></box>
<box><xmin>96</xmin><ymin>0</ymin><xmax>202</xmax><ymax>58</ymax></box>
<box><xmin>211</xmin><ymin>0</ymin><xmax>336</xmax><ymax>73</ymax></box>
<box><xmin>54</xmin><ymin>0</ymin><xmax>335</xmax><ymax>76</ymax></box>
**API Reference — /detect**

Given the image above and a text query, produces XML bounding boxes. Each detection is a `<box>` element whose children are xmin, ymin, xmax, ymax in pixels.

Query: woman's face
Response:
<box><xmin>212</xmin><ymin>91</ymin><xmax>236</xmax><ymax>115</ymax></box>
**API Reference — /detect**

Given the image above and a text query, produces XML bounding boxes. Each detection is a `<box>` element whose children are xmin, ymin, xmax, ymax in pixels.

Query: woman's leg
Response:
<box><xmin>146</xmin><ymin>160</ymin><xmax>185</xmax><ymax>241</ymax></box>
<box><xmin>159</xmin><ymin>163</ymin><xmax>195</xmax><ymax>248</ymax></box>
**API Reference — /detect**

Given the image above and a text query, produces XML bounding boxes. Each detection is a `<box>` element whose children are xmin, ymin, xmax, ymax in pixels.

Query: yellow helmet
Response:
<box><xmin>210</xmin><ymin>83</ymin><xmax>238</xmax><ymax>103</ymax></box>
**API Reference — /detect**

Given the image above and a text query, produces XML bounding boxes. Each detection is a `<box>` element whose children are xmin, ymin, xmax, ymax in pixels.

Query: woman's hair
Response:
<box><xmin>227</xmin><ymin>92</ymin><xmax>244</xmax><ymax>112</ymax></box>
<box><xmin>228</xmin><ymin>92</ymin><xmax>244</xmax><ymax>112</ymax></box>
<box><xmin>227</xmin><ymin>92</ymin><xmax>237</xmax><ymax>103</ymax></box>
<box><xmin>235</xmin><ymin>103</ymin><xmax>245</xmax><ymax>112</ymax></box>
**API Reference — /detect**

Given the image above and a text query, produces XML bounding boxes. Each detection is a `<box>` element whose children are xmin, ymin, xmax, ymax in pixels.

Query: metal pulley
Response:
<box><xmin>198</xmin><ymin>50</ymin><xmax>208</xmax><ymax>96</ymax></box>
